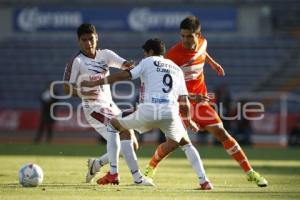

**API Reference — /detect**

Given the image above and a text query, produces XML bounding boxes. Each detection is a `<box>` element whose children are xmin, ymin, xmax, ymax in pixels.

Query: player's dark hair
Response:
<box><xmin>180</xmin><ymin>16</ymin><xmax>201</xmax><ymax>33</ymax></box>
<box><xmin>77</xmin><ymin>23</ymin><xmax>97</xmax><ymax>38</ymax></box>
<box><xmin>142</xmin><ymin>38</ymin><xmax>166</xmax><ymax>55</ymax></box>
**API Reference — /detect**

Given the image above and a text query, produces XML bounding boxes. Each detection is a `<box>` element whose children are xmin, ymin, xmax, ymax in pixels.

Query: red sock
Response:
<box><xmin>149</xmin><ymin>144</ymin><xmax>169</xmax><ymax>168</ymax></box>
<box><xmin>222</xmin><ymin>137</ymin><xmax>252</xmax><ymax>173</ymax></box>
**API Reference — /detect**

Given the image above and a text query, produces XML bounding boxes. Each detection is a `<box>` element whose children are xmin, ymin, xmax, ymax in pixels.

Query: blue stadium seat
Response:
<box><xmin>0</xmin><ymin>35</ymin><xmax>298</xmax><ymax>108</ymax></box>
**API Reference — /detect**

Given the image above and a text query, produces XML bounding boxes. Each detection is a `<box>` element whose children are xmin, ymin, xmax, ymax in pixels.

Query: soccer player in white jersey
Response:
<box><xmin>81</xmin><ymin>39</ymin><xmax>205</xmax><ymax>188</ymax></box>
<box><xmin>63</xmin><ymin>23</ymin><xmax>153</xmax><ymax>186</ymax></box>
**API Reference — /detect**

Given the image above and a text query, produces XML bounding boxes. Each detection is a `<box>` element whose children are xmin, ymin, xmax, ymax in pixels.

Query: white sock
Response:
<box><xmin>181</xmin><ymin>143</ymin><xmax>208</xmax><ymax>184</ymax></box>
<box><xmin>107</xmin><ymin>123</ymin><xmax>120</xmax><ymax>174</ymax></box>
<box><xmin>121</xmin><ymin>140</ymin><xmax>143</xmax><ymax>183</ymax></box>
<box><xmin>95</xmin><ymin>153</ymin><xmax>109</xmax><ymax>171</ymax></box>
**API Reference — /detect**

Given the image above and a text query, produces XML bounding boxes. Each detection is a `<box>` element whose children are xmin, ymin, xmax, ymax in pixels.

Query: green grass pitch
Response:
<box><xmin>0</xmin><ymin>144</ymin><xmax>300</xmax><ymax>200</ymax></box>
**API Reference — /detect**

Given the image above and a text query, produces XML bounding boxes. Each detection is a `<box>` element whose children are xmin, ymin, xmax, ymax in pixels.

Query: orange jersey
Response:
<box><xmin>165</xmin><ymin>36</ymin><xmax>207</xmax><ymax>95</ymax></box>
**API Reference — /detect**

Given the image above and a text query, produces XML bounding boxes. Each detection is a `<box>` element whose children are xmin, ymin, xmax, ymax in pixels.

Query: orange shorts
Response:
<box><xmin>190</xmin><ymin>102</ymin><xmax>222</xmax><ymax>128</ymax></box>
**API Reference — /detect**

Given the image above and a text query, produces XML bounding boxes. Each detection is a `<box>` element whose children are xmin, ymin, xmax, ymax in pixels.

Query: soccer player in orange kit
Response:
<box><xmin>144</xmin><ymin>16</ymin><xmax>268</xmax><ymax>188</ymax></box>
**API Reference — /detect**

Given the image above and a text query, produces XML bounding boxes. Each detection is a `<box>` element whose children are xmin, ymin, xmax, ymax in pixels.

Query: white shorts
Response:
<box><xmin>83</xmin><ymin>102</ymin><xmax>121</xmax><ymax>140</ymax></box>
<box><xmin>117</xmin><ymin>104</ymin><xmax>187</xmax><ymax>143</ymax></box>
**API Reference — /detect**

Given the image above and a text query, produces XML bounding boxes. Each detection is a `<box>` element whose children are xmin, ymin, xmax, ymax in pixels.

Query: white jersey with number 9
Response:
<box><xmin>129</xmin><ymin>56</ymin><xmax>188</xmax><ymax>117</ymax></box>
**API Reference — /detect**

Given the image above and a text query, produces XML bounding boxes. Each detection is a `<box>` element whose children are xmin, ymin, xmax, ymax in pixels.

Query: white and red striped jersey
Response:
<box><xmin>63</xmin><ymin>49</ymin><xmax>125</xmax><ymax>112</ymax></box>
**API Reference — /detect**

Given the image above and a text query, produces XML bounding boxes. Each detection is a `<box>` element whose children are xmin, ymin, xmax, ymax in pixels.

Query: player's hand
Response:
<box><xmin>184</xmin><ymin>119</ymin><xmax>199</xmax><ymax>132</ymax></box>
<box><xmin>122</xmin><ymin>60</ymin><xmax>135</xmax><ymax>69</ymax></box>
<box><xmin>212</xmin><ymin>63</ymin><xmax>225</xmax><ymax>76</ymax></box>
<box><xmin>80</xmin><ymin>80</ymin><xmax>98</xmax><ymax>88</ymax></box>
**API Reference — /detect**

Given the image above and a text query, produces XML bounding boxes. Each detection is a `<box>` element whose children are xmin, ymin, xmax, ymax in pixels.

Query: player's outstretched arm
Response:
<box><xmin>81</xmin><ymin>71</ymin><xmax>131</xmax><ymax>87</ymax></box>
<box><xmin>206</xmin><ymin>52</ymin><xmax>225</xmax><ymax>76</ymax></box>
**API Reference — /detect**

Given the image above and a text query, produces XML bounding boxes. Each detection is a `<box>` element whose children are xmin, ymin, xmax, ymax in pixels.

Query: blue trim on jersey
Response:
<box><xmin>88</xmin><ymin>69</ymin><xmax>101</xmax><ymax>74</ymax></box>
<box><xmin>151</xmin><ymin>97</ymin><xmax>170</xmax><ymax>104</ymax></box>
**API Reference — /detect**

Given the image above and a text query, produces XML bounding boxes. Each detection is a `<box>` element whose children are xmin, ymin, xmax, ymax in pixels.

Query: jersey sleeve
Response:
<box><xmin>63</xmin><ymin>58</ymin><xmax>80</xmax><ymax>84</ymax></box>
<box><xmin>103</xmin><ymin>49</ymin><xmax>126</xmax><ymax>69</ymax></box>
<box><xmin>129</xmin><ymin>59</ymin><xmax>145</xmax><ymax>80</ymax></box>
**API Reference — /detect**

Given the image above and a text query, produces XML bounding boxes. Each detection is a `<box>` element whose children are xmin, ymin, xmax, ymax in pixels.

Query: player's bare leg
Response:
<box><xmin>206</xmin><ymin>125</ymin><xmax>268</xmax><ymax>187</ymax></box>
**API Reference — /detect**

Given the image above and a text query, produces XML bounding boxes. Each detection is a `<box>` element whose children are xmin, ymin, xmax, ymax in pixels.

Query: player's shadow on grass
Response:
<box><xmin>205</xmin><ymin>165</ymin><xmax>300</xmax><ymax>175</ymax></box>
<box><xmin>0</xmin><ymin>183</ymin><xmax>92</xmax><ymax>188</ymax></box>
<box><xmin>2</xmin><ymin>183</ymin><xmax>300</xmax><ymax>195</ymax></box>
<box><xmin>0</xmin><ymin>183</ymin><xmax>160</xmax><ymax>192</ymax></box>
<box><xmin>171</xmin><ymin>162</ymin><xmax>300</xmax><ymax>175</ymax></box>
<box><xmin>210</xmin><ymin>190</ymin><xmax>300</xmax><ymax>194</ymax></box>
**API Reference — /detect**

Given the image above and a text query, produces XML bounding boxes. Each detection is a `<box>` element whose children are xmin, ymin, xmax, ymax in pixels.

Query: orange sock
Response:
<box><xmin>149</xmin><ymin>144</ymin><xmax>169</xmax><ymax>168</ymax></box>
<box><xmin>222</xmin><ymin>137</ymin><xmax>252</xmax><ymax>173</ymax></box>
